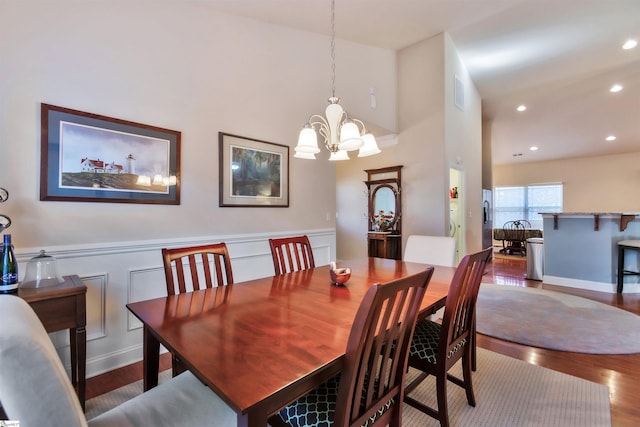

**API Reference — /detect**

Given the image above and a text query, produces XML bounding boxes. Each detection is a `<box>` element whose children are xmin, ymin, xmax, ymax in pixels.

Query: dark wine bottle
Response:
<box><xmin>0</xmin><ymin>234</ymin><xmax>18</xmax><ymax>294</ymax></box>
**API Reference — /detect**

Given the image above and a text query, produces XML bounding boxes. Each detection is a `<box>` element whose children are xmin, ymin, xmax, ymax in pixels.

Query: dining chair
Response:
<box><xmin>162</xmin><ymin>242</ymin><xmax>234</xmax><ymax>295</ymax></box>
<box><xmin>502</xmin><ymin>219</ymin><xmax>531</xmax><ymax>255</ymax></box>
<box><xmin>0</xmin><ymin>295</ymin><xmax>237</xmax><ymax>427</ymax></box>
<box><xmin>161</xmin><ymin>242</ymin><xmax>233</xmax><ymax>375</ymax></box>
<box><xmin>404</xmin><ymin>247</ymin><xmax>492</xmax><ymax>427</ymax></box>
<box><xmin>269</xmin><ymin>235</ymin><xmax>315</xmax><ymax>275</ymax></box>
<box><xmin>403</xmin><ymin>235</ymin><xmax>457</xmax><ymax>267</ymax></box>
<box><xmin>269</xmin><ymin>267</ymin><xmax>434</xmax><ymax>427</ymax></box>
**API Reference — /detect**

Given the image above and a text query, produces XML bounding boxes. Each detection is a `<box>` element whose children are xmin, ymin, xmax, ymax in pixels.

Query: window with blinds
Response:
<box><xmin>494</xmin><ymin>184</ymin><xmax>562</xmax><ymax>229</ymax></box>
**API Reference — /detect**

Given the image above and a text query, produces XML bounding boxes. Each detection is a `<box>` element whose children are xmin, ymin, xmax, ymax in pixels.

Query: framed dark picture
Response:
<box><xmin>219</xmin><ymin>132</ymin><xmax>289</xmax><ymax>207</ymax></box>
<box><xmin>40</xmin><ymin>103</ymin><xmax>180</xmax><ymax>204</ymax></box>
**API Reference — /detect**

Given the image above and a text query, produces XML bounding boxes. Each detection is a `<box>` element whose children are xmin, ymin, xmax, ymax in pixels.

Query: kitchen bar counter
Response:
<box><xmin>540</xmin><ymin>212</ymin><xmax>640</xmax><ymax>293</ymax></box>
<box><xmin>540</xmin><ymin>212</ymin><xmax>639</xmax><ymax>232</ymax></box>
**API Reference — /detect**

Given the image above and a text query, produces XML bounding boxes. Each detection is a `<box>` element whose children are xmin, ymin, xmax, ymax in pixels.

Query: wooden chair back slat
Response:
<box><xmin>161</xmin><ymin>243</ymin><xmax>234</xmax><ymax>296</ymax></box>
<box><xmin>269</xmin><ymin>235</ymin><xmax>315</xmax><ymax>275</ymax></box>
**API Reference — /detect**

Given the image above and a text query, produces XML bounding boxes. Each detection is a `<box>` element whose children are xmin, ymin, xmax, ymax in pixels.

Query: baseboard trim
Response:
<box><xmin>85</xmin><ymin>344</ymin><xmax>169</xmax><ymax>378</ymax></box>
<box><xmin>542</xmin><ymin>274</ymin><xmax>640</xmax><ymax>294</ymax></box>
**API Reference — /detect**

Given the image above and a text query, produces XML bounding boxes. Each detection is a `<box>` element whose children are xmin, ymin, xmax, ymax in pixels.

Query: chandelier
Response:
<box><xmin>294</xmin><ymin>0</ymin><xmax>380</xmax><ymax>161</ymax></box>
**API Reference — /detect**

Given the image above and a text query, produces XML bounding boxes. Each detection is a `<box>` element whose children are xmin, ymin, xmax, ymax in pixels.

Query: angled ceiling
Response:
<box><xmin>195</xmin><ymin>0</ymin><xmax>640</xmax><ymax>165</ymax></box>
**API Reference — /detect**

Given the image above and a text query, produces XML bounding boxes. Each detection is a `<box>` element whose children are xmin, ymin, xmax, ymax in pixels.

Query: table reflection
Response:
<box><xmin>163</xmin><ymin>284</ymin><xmax>233</xmax><ymax>319</ymax></box>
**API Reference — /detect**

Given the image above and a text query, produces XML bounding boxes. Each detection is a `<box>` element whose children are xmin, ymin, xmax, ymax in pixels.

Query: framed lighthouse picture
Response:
<box><xmin>40</xmin><ymin>103</ymin><xmax>181</xmax><ymax>205</ymax></box>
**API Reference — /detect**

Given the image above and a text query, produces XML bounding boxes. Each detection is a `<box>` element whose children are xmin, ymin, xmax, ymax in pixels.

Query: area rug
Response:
<box><xmin>85</xmin><ymin>370</ymin><xmax>172</xmax><ymax>420</ymax></box>
<box><xmin>404</xmin><ymin>348</ymin><xmax>610</xmax><ymax>426</ymax></box>
<box><xmin>476</xmin><ymin>283</ymin><xmax>640</xmax><ymax>354</ymax></box>
<box><xmin>86</xmin><ymin>349</ymin><xmax>611</xmax><ymax>426</ymax></box>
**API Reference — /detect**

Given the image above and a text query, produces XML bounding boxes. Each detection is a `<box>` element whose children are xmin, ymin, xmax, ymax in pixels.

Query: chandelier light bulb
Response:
<box><xmin>295</xmin><ymin>125</ymin><xmax>321</xmax><ymax>154</ymax></box>
<box><xmin>329</xmin><ymin>149</ymin><xmax>350</xmax><ymax>161</ymax></box>
<box><xmin>338</xmin><ymin>120</ymin><xmax>364</xmax><ymax>151</ymax></box>
<box><xmin>358</xmin><ymin>133</ymin><xmax>381</xmax><ymax>157</ymax></box>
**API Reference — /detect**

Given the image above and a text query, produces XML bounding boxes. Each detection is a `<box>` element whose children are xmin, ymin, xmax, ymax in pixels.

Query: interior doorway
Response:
<box><xmin>449</xmin><ymin>167</ymin><xmax>465</xmax><ymax>263</ymax></box>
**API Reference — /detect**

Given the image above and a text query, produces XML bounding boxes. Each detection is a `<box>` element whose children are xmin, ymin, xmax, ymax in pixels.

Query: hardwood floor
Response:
<box><xmin>87</xmin><ymin>255</ymin><xmax>640</xmax><ymax>426</ymax></box>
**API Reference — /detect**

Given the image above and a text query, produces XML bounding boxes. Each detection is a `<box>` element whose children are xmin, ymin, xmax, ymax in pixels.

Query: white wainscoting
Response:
<box><xmin>16</xmin><ymin>229</ymin><xmax>336</xmax><ymax>378</ymax></box>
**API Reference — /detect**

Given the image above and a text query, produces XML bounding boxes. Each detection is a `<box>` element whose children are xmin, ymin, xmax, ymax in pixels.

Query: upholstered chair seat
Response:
<box><xmin>276</xmin><ymin>373</ymin><xmax>394</xmax><ymax>427</ymax></box>
<box><xmin>0</xmin><ymin>295</ymin><xmax>236</xmax><ymax>427</ymax></box>
<box><xmin>410</xmin><ymin>319</ymin><xmax>467</xmax><ymax>365</ymax></box>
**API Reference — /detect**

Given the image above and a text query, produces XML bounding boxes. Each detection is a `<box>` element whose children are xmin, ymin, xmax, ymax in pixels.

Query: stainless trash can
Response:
<box><xmin>526</xmin><ymin>237</ymin><xmax>544</xmax><ymax>280</ymax></box>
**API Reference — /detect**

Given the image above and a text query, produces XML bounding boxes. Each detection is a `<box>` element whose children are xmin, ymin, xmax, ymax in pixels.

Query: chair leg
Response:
<box><xmin>461</xmin><ymin>352</ymin><xmax>476</xmax><ymax>407</ymax></box>
<box><xmin>268</xmin><ymin>414</ymin><xmax>290</xmax><ymax>427</ymax></box>
<box><xmin>618</xmin><ymin>245</ymin><xmax>625</xmax><ymax>294</ymax></box>
<box><xmin>436</xmin><ymin>372</ymin><xmax>450</xmax><ymax>427</ymax></box>
<box><xmin>390</xmin><ymin>402</ymin><xmax>402</xmax><ymax>427</ymax></box>
<box><xmin>471</xmin><ymin>317</ymin><xmax>477</xmax><ymax>372</ymax></box>
<box><xmin>404</xmin><ymin>372</ymin><xmax>440</xmax><ymax>421</ymax></box>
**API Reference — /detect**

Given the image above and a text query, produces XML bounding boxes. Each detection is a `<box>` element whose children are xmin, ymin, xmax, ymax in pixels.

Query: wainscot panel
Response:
<box><xmin>14</xmin><ymin>229</ymin><xmax>336</xmax><ymax>378</ymax></box>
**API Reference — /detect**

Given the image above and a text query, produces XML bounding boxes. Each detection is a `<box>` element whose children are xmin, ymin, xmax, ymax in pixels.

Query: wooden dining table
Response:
<box><xmin>126</xmin><ymin>257</ymin><xmax>455</xmax><ymax>427</ymax></box>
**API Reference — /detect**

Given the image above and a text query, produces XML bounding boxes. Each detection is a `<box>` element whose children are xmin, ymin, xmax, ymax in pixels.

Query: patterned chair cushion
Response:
<box><xmin>277</xmin><ymin>373</ymin><xmax>394</xmax><ymax>427</ymax></box>
<box><xmin>410</xmin><ymin>319</ymin><xmax>466</xmax><ymax>364</ymax></box>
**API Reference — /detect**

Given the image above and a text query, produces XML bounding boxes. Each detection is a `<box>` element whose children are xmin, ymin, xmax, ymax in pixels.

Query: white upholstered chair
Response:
<box><xmin>0</xmin><ymin>295</ymin><xmax>236</xmax><ymax>427</ymax></box>
<box><xmin>403</xmin><ymin>235</ymin><xmax>457</xmax><ymax>324</ymax></box>
<box><xmin>403</xmin><ymin>235</ymin><xmax>457</xmax><ymax>267</ymax></box>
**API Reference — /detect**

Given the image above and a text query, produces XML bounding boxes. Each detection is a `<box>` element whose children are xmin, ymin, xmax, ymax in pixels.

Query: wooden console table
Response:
<box><xmin>18</xmin><ymin>275</ymin><xmax>87</xmax><ymax>410</ymax></box>
<box><xmin>368</xmin><ymin>232</ymin><xmax>402</xmax><ymax>260</ymax></box>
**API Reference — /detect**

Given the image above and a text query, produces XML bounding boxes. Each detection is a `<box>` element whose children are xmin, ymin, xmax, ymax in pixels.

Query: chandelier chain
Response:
<box><xmin>330</xmin><ymin>0</ymin><xmax>336</xmax><ymax>99</ymax></box>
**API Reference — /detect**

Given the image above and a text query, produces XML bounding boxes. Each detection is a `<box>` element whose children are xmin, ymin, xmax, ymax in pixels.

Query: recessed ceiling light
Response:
<box><xmin>606</xmin><ymin>135</ymin><xmax>617</xmax><ymax>142</ymax></box>
<box><xmin>623</xmin><ymin>39</ymin><xmax>638</xmax><ymax>50</ymax></box>
<box><xmin>610</xmin><ymin>84</ymin><xmax>623</xmax><ymax>93</ymax></box>
<box><xmin>530</xmin><ymin>146</ymin><xmax>538</xmax><ymax>151</ymax></box>
<box><xmin>516</xmin><ymin>105</ymin><xmax>527</xmax><ymax>112</ymax></box>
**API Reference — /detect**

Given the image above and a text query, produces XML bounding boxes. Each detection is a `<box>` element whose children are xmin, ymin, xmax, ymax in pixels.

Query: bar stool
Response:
<box><xmin>617</xmin><ymin>240</ymin><xmax>640</xmax><ymax>293</ymax></box>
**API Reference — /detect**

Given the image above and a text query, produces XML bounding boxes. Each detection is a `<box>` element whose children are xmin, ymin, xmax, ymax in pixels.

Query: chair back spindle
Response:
<box><xmin>162</xmin><ymin>243</ymin><xmax>234</xmax><ymax>296</ymax></box>
<box><xmin>269</xmin><ymin>235</ymin><xmax>315</xmax><ymax>275</ymax></box>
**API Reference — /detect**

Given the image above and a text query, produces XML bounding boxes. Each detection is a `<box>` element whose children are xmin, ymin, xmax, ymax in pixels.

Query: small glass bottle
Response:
<box><xmin>0</xmin><ymin>234</ymin><xmax>18</xmax><ymax>294</ymax></box>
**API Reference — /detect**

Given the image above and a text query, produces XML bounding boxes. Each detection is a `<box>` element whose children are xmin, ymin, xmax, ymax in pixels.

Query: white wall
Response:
<box><xmin>335</xmin><ymin>33</ymin><xmax>484</xmax><ymax>260</ymax></box>
<box><xmin>0</xmin><ymin>1</ymin><xmax>396</xmax><ymax>249</ymax></box>
<box><xmin>493</xmin><ymin>151</ymin><xmax>640</xmax><ymax>212</ymax></box>
<box><xmin>444</xmin><ymin>34</ymin><xmax>483</xmax><ymax>256</ymax></box>
<box><xmin>0</xmin><ymin>1</ymin><xmax>396</xmax><ymax>376</ymax></box>
<box><xmin>336</xmin><ymin>34</ymin><xmax>447</xmax><ymax>261</ymax></box>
